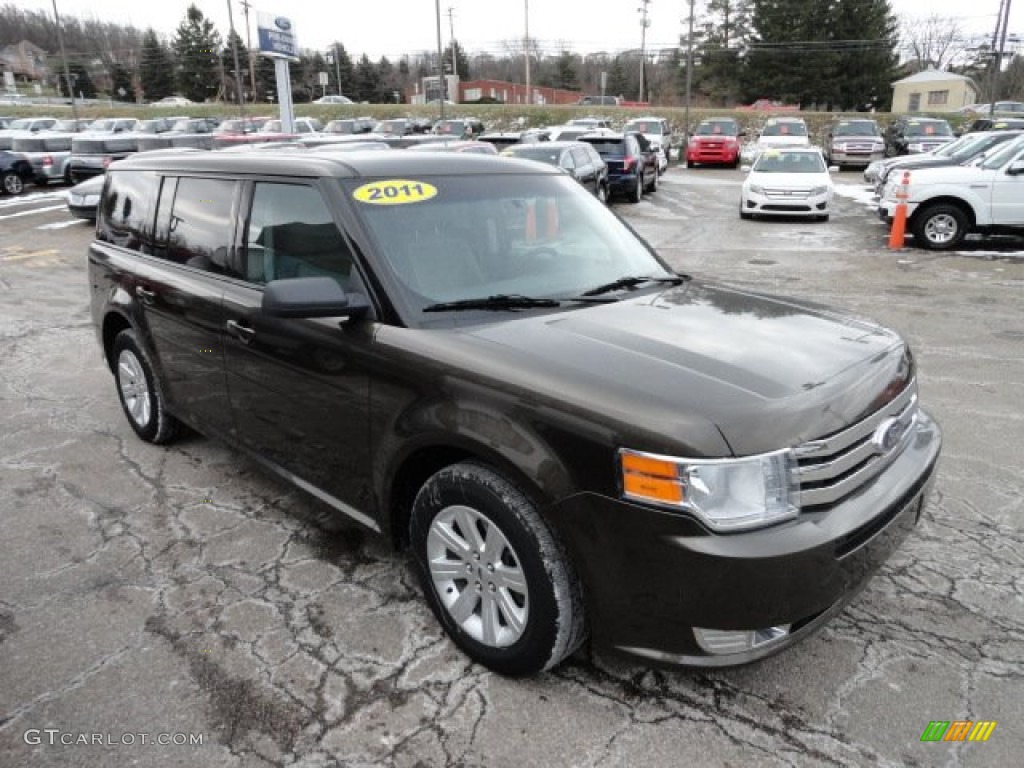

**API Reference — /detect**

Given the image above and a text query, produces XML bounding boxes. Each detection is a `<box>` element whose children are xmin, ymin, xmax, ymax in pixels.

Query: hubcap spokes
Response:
<box><xmin>427</xmin><ymin>504</ymin><xmax>528</xmax><ymax>648</ymax></box>
<box><xmin>117</xmin><ymin>350</ymin><xmax>151</xmax><ymax>426</ymax></box>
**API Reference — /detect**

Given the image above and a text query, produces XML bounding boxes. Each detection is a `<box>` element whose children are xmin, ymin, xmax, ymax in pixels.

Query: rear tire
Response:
<box><xmin>409</xmin><ymin>462</ymin><xmax>586</xmax><ymax>676</ymax></box>
<box><xmin>597</xmin><ymin>183</ymin><xmax>608</xmax><ymax>205</ymax></box>
<box><xmin>111</xmin><ymin>329</ymin><xmax>179</xmax><ymax>444</ymax></box>
<box><xmin>911</xmin><ymin>204</ymin><xmax>968</xmax><ymax>250</ymax></box>
<box><xmin>630</xmin><ymin>173</ymin><xmax>643</xmax><ymax>203</ymax></box>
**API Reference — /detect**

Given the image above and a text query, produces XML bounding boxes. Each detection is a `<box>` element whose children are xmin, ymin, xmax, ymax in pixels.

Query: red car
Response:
<box><xmin>686</xmin><ymin>117</ymin><xmax>743</xmax><ymax>168</ymax></box>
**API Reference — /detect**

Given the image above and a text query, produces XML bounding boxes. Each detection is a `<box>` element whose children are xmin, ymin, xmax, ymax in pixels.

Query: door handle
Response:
<box><xmin>135</xmin><ymin>286</ymin><xmax>156</xmax><ymax>303</ymax></box>
<box><xmin>226</xmin><ymin>319</ymin><xmax>255</xmax><ymax>343</ymax></box>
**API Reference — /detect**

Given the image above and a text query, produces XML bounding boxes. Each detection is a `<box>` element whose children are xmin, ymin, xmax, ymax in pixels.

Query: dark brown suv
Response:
<box><xmin>89</xmin><ymin>150</ymin><xmax>941</xmax><ymax>676</ymax></box>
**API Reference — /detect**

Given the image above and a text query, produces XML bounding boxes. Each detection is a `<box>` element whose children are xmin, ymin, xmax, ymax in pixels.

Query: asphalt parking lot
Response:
<box><xmin>1</xmin><ymin>168</ymin><xmax>1022</xmax><ymax>768</ymax></box>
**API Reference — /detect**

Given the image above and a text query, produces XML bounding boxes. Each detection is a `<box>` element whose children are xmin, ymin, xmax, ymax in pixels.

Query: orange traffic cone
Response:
<box><xmin>888</xmin><ymin>171</ymin><xmax>910</xmax><ymax>249</ymax></box>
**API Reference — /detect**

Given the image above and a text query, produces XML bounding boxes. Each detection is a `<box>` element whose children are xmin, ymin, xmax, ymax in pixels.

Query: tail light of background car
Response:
<box><xmin>102</xmin><ymin>156</ymin><xmax>113</xmax><ymax>168</ymax></box>
<box><xmin>623</xmin><ymin>156</ymin><xmax>636</xmax><ymax>172</ymax></box>
<box><xmin>41</xmin><ymin>155</ymin><xmax>53</xmax><ymax>167</ymax></box>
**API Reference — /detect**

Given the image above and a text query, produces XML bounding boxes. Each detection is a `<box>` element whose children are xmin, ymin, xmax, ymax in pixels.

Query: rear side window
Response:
<box><xmin>97</xmin><ymin>171</ymin><xmax>157</xmax><ymax>252</ymax></box>
<box><xmin>164</xmin><ymin>177</ymin><xmax>237</xmax><ymax>273</ymax></box>
<box><xmin>244</xmin><ymin>183</ymin><xmax>354</xmax><ymax>287</ymax></box>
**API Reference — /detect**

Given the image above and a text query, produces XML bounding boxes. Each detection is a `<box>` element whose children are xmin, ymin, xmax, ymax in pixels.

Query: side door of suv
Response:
<box><xmin>95</xmin><ymin>172</ymin><xmax>237</xmax><ymax>437</ymax></box>
<box><xmin>220</xmin><ymin>179</ymin><xmax>376</xmax><ymax>524</ymax></box>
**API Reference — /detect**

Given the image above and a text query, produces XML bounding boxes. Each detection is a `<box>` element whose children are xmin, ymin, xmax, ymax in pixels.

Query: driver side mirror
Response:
<box><xmin>1007</xmin><ymin>160</ymin><xmax>1024</xmax><ymax>176</ymax></box>
<box><xmin>262</xmin><ymin>277</ymin><xmax>369</xmax><ymax>320</ymax></box>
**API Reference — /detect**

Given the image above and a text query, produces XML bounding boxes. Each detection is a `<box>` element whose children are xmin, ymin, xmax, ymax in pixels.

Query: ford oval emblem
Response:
<box><xmin>870</xmin><ymin>417</ymin><xmax>906</xmax><ymax>456</ymax></box>
<box><xmin>275</xmin><ymin>17</ymin><xmax>291</xmax><ymax>31</ymax></box>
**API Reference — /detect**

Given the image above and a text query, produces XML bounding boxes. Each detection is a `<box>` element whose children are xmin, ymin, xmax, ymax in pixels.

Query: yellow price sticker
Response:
<box><xmin>353</xmin><ymin>180</ymin><xmax>438</xmax><ymax>205</ymax></box>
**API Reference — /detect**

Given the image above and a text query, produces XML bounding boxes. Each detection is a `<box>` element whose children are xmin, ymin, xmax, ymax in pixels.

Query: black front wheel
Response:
<box><xmin>911</xmin><ymin>204</ymin><xmax>968</xmax><ymax>250</ymax></box>
<box><xmin>409</xmin><ymin>462</ymin><xmax>586</xmax><ymax>677</ymax></box>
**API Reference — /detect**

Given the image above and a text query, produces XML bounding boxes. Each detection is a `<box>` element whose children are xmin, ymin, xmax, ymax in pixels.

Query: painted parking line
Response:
<box><xmin>0</xmin><ymin>191</ymin><xmax>69</xmax><ymax>209</ymax></box>
<box><xmin>0</xmin><ymin>204</ymin><xmax>67</xmax><ymax>221</ymax></box>
<box><xmin>36</xmin><ymin>219</ymin><xmax>85</xmax><ymax>230</ymax></box>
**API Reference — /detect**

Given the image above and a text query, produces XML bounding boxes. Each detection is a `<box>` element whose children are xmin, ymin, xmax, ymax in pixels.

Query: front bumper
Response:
<box><xmin>829</xmin><ymin>148</ymin><xmax>884</xmax><ymax>167</ymax></box>
<box><xmin>741</xmin><ymin>188</ymin><xmax>832</xmax><ymax>217</ymax></box>
<box><xmin>687</xmin><ymin>144</ymin><xmax>740</xmax><ymax>165</ymax></box>
<box><xmin>546</xmin><ymin>410</ymin><xmax>941</xmax><ymax>667</ymax></box>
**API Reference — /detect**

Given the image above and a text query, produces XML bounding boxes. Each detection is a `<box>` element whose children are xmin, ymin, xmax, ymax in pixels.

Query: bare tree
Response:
<box><xmin>900</xmin><ymin>14</ymin><xmax>970</xmax><ymax>70</ymax></box>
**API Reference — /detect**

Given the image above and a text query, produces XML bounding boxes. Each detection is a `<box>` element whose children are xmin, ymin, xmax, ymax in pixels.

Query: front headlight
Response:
<box><xmin>747</xmin><ymin>183</ymin><xmax>764</xmax><ymax>194</ymax></box>
<box><xmin>83</xmin><ymin>194</ymin><xmax>100</xmax><ymax>206</ymax></box>
<box><xmin>809</xmin><ymin>185</ymin><xmax>829</xmax><ymax>195</ymax></box>
<box><xmin>620</xmin><ymin>448</ymin><xmax>799</xmax><ymax>531</ymax></box>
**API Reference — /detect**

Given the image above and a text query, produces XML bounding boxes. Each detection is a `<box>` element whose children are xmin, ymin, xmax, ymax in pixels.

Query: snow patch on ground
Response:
<box><xmin>832</xmin><ymin>182</ymin><xmax>878</xmax><ymax>209</ymax></box>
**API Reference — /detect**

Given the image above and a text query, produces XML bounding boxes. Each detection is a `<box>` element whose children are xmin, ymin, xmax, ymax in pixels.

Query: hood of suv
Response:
<box><xmin>439</xmin><ymin>282</ymin><xmax>909</xmax><ymax>456</ymax></box>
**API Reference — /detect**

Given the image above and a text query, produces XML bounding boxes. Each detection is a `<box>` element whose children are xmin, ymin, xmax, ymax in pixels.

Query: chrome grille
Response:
<box><xmin>794</xmin><ymin>383</ymin><xmax>918</xmax><ymax>508</ymax></box>
<box><xmin>764</xmin><ymin>187</ymin><xmax>812</xmax><ymax>199</ymax></box>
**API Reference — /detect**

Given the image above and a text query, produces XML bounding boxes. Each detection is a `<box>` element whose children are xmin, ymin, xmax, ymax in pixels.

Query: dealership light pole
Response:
<box><xmin>524</xmin><ymin>0</ymin><xmax>531</xmax><ymax>105</ymax></box>
<box><xmin>226</xmin><ymin>0</ymin><xmax>245</xmax><ymax>116</ymax></box>
<box><xmin>239</xmin><ymin>0</ymin><xmax>257</xmax><ymax>100</ymax></box>
<box><xmin>51</xmin><ymin>0</ymin><xmax>78</xmax><ymax>121</ymax></box>
<box><xmin>435</xmin><ymin>0</ymin><xmax>445</xmax><ymax>118</ymax></box>
<box><xmin>638</xmin><ymin>0</ymin><xmax>651</xmax><ymax>102</ymax></box>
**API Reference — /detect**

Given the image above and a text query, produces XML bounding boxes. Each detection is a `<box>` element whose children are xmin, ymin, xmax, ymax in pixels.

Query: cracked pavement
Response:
<box><xmin>1</xmin><ymin>172</ymin><xmax>1021</xmax><ymax>767</ymax></box>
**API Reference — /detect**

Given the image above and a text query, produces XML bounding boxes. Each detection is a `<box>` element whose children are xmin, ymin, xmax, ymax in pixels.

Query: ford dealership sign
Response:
<box><xmin>257</xmin><ymin>12</ymin><xmax>298</xmax><ymax>60</ymax></box>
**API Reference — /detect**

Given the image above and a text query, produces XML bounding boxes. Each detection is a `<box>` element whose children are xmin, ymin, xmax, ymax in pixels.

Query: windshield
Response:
<box><xmin>906</xmin><ymin>121</ymin><xmax>952</xmax><ymax>137</ymax></box>
<box><xmin>326</xmin><ymin>121</ymin><xmax>355</xmax><ymax>133</ymax></box>
<box><xmin>753</xmin><ymin>151</ymin><xmax>825</xmax><ymax>173</ymax></box>
<box><xmin>9</xmin><ymin>119</ymin><xmax>33</xmax><ymax>130</ymax></box>
<box><xmin>502</xmin><ymin>146</ymin><xmax>562</xmax><ymax>165</ymax></box>
<box><xmin>583</xmin><ymin>138</ymin><xmax>626</xmax><ymax>157</ymax></box>
<box><xmin>834</xmin><ymin>121</ymin><xmax>879</xmax><ymax>136</ymax></box>
<box><xmin>696</xmin><ymin>121</ymin><xmax>738</xmax><ymax>136</ymax></box>
<box><xmin>373</xmin><ymin>120</ymin><xmax>405</xmax><ymax>134</ymax></box>
<box><xmin>761</xmin><ymin>122</ymin><xmax>807</xmax><ymax>137</ymax></box>
<box><xmin>950</xmin><ymin>133</ymin><xmax>1009</xmax><ymax>161</ymax></box>
<box><xmin>979</xmin><ymin>135</ymin><xmax>1024</xmax><ymax>169</ymax></box>
<box><xmin>624</xmin><ymin>121</ymin><xmax>663</xmax><ymax>134</ymax></box>
<box><xmin>342</xmin><ymin>174</ymin><xmax>672</xmax><ymax>318</ymax></box>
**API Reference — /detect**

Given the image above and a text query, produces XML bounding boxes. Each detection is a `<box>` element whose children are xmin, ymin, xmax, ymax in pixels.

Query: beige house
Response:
<box><xmin>1</xmin><ymin>41</ymin><xmax>49</xmax><ymax>83</ymax></box>
<box><xmin>891</xmin><ymin>69</ymin><xmax>978</xmax><ymax>114</ymax></box>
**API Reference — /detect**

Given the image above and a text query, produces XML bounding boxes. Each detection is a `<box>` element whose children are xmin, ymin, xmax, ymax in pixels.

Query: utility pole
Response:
<box><xmin>524</xmin><ymin>0</ymin><xmax>531</xmax><ymax>105</ymax></box>
<box><xmin>987</xmin><ymin>0</ymin><xmax>1013</xmax><ymax>116</ymax></box>
<box><xmin>684</xmin><ymin>0</ymin><xmax>695</xmax><ymax>159</ymax></box>
<box><xmin>239</xmin><ymin>0</ymin><xmax>257</xmax><ymax>100</ymax></box>
<box><xmin>51</xmin><ymin>0</ymin><xmax>79</xmax><ymax>122</ymax></box>
<box><xmin>638</xmin><ymin>0</ymin><xmax>651</xmax><ymax>103</ymax></box>
<box><xmin>447</xmin><ymin>6</ymin><xmax>457</xmax><ymax>82</ymax></box>
<box><xmin>226</xmin><ymin>0</ymin><xmax>245</xmax><ymax>116</ymax></box>
<box><xmin>435</xmin><ymin>0</ymin><xmax>445</xmax><ymax>118</ymax></box>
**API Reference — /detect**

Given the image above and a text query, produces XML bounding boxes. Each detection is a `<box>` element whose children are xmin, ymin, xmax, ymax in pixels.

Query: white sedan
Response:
<box><xmin>739</xmin><ymin>148</ymin><xmax>837</xmax><ymax>222</ymax></box>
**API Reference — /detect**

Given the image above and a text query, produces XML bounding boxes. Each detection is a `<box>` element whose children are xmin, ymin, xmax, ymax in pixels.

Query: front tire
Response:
<box><xmin>912</xmin><ymin>204</ymin><xmax>968</xmax><ymax>250</ymax></box>
<box><xmin>111</xmin><ymin>329</ymin><xmax>179</xmax><ymax>444</ymax></box>
<box><xmin>2</xmin><ymin>171</ymin><xmax>24</xmax><ymax>195</ymax></box>
<box><xmin>409</xmin><ymin>462</ymin><xmax>586</xmax><ymax>677</ymax></box>
<box><xmin>597</xmin><ymin>182</ymin><xmax>608</xmax><ymax>205</ymax></box>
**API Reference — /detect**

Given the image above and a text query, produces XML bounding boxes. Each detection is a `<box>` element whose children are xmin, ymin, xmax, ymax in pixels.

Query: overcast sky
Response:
<box><xmin>18</xmin><ymin>0</ymin><xmax>1023</xmax><ymax>61</ymax></box>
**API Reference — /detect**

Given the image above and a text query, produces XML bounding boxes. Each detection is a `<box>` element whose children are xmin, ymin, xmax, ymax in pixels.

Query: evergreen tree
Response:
<box><xmin>353</xmin><ymin>54</ymin><xmax>379</xmax><ymax>102</ymax></box>
<box><xmin>696</xmin><ymin>0</ymin><xmax>752</xmax><ymax>106</ymax></box>
<box><xmin>220</xmin><ymin>30</ymin><xmax>248</xmax><ymax>103</ymax></box>
<box><xmin>608</xmin><ymin>55</ymin><xmax>630</xmax><ymax>98</ymax></box>
<box><xmin>57</xmin><ymin>62</ymin><xmax>95</xmax><ymax>99</ymax></box>
<box><xmin>172</xmin><ymin>4</ymin><xmax>222</xmax><ymax>103</ymax></box>
<box><xmin>376</xmin><ymin>56</ymin><xmax>398</xmax><ymax>102</ymax></box>
<box><xmin>140</xmin><ymin>28</ymin><xmax>174</xmax><ymax>101</ymax></box>
<box><xmin>442</xmin><ymin>40</ymin><xmax>471</xmax><ymax>79</ymax></box>
<box><xmin>109</xmin><ymin>63</ymin><xmax>133</xmax><ymax>100</ymax></box>
<box><xmin>830</xmin><ymin>0</ymin><xmax>899</xmax><ymax>110</ymax></box>
<box><xmin>326</xmin><ymin>42</ymin><xmax>356</xmax><ymax>98</ymax></box>
<box><xmin>554</xmin><ymin>51</ymin><xmax>580</xmax><ymax>91</ymax></box>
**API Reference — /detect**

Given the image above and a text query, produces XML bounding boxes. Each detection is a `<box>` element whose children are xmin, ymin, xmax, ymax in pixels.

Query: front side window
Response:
<box><xmin>165</xmin><ymin>177</ymin><xmax>237</xmax><ymax>273</ymax></box>
<box><xmin>245</xmin><ymin>183</ymin><xmax>354</xmax><ymax>286</ymax></box>
<box><xmin>97</xmin><ymin>171</ymin><xmax>156</xmax><ymax>252</ymax></box>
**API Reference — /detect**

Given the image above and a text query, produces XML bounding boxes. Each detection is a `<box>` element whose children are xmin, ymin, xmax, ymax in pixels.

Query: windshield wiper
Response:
<box><xmin>423</xmin><ymin>294</ymin><xmax>562</xmax><ymax>312</ymax></box>
<box><xmin>422</xmin><ymin>292</ymin><xmax>622</xmax><ymax>313</ymax></box>
<box><xmin>580</xmin><ymin>274</ymin><xmax>687</xmax><ymax>297</ymax></box>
